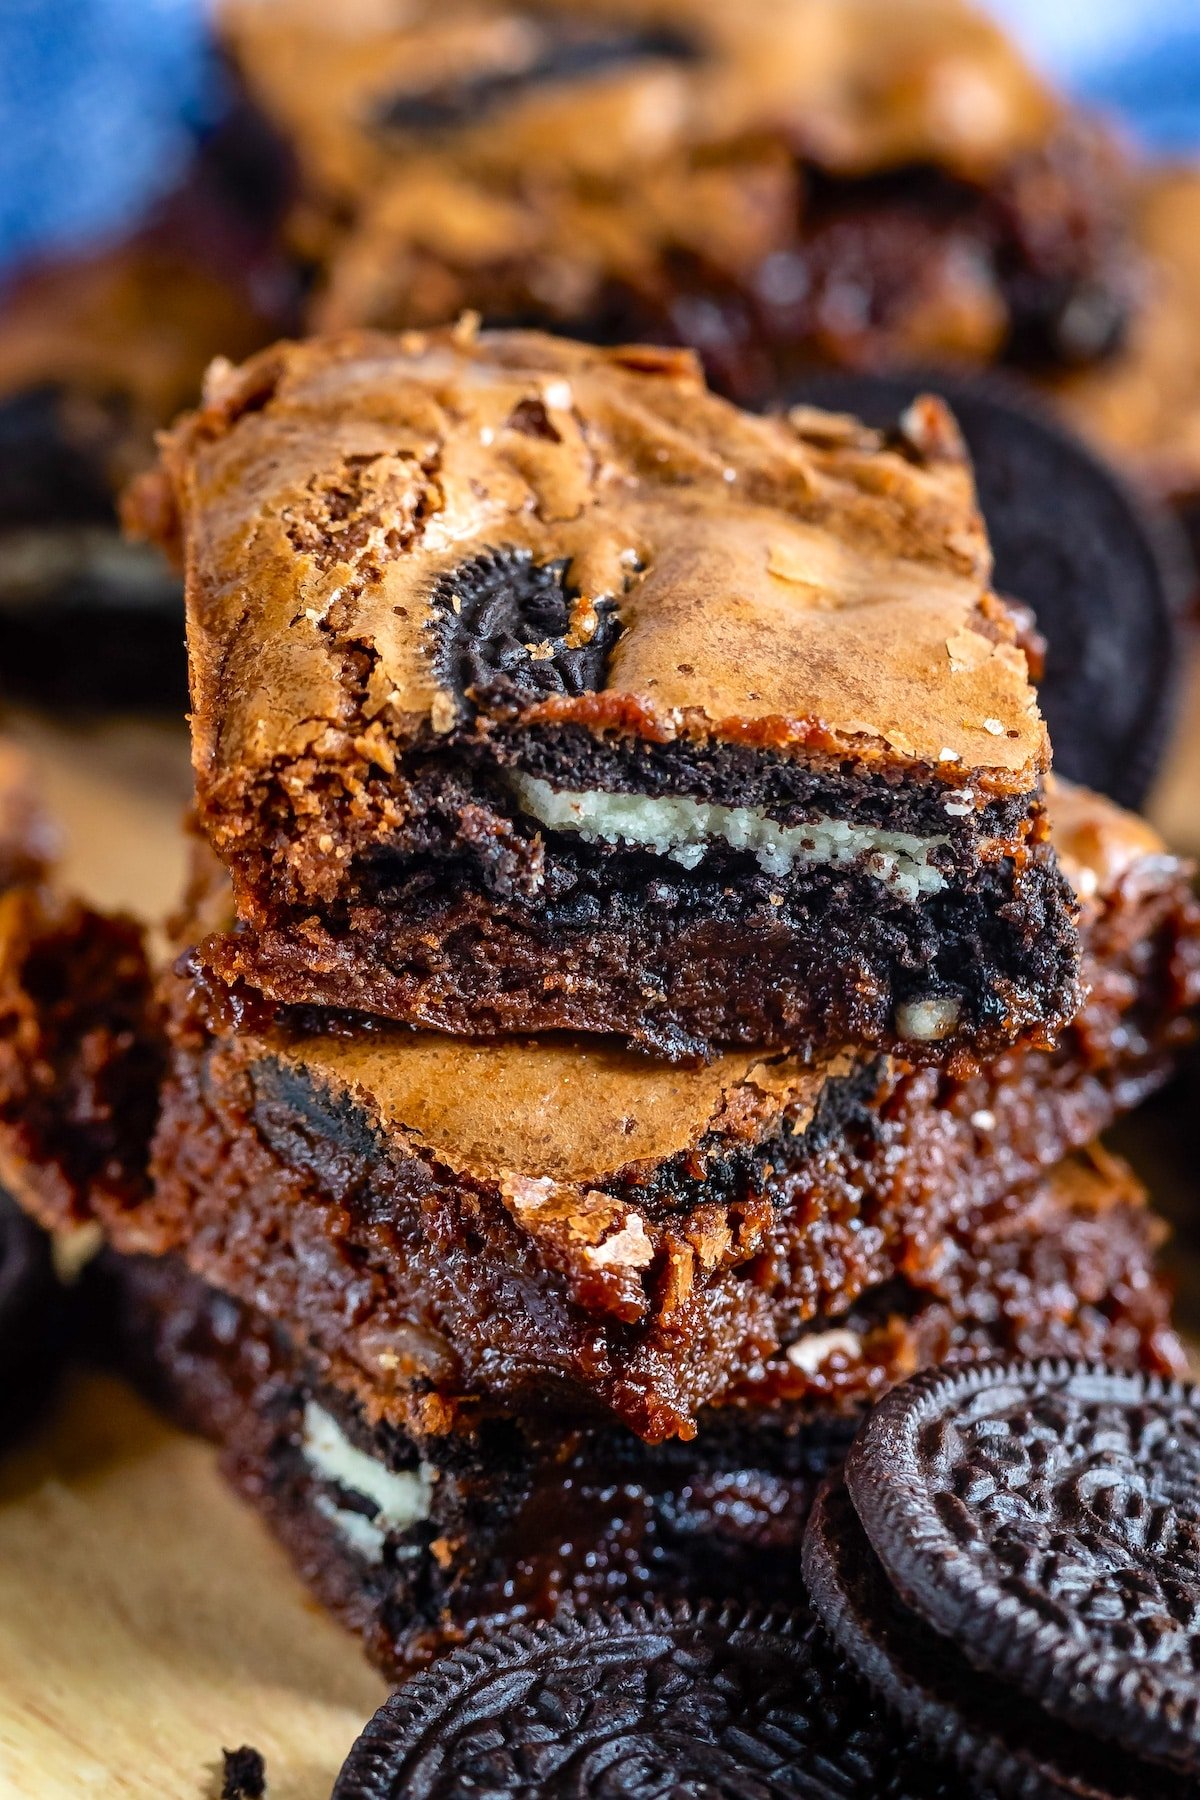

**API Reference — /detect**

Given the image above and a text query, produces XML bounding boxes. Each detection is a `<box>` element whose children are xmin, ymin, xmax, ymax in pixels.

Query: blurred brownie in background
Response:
<box><xmin>1055</xmin><ymin>167</ymin><xmax>1200</xmax><ymax>567</ymax></box>
<box><xmin>0</xmin><ymin>103</ymin><xmax>296</xmax><ymax>709</ymax></box>
<box><xmin>219</xmin><ymin>0</ymin><xmax>1140</xmax><ymax>404</ymax></box>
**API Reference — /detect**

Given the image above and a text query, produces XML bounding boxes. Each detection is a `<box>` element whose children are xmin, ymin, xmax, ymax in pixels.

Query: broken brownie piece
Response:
<box><xmin>130</xmin><ymin>326</ymin><xmax>1080</xmax><ymax>1062</ymax></box>
<box><xmin>0</xmin><ymin>886</ymin><xmax>162</xmax><ymax>1232</ymax></box>
<box><xmin>220</xmin><ymin>0</ymin><xmax>1138</xmax><ymax>401</ymax></box>
<box><xmin>102</xmin><ymin>1141</ymin><xmax>1181</xmax><ymax>1676</ymax></box>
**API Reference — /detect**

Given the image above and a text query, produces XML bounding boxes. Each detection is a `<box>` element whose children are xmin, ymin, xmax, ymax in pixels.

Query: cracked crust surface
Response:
<box><xmin>127</xmin><ymin>327</ymin><xmax>1081</xmax><ymax>1059</ymax></box>
<box><xmin>133</xmin><ymin>325</ymin><xmax>1043</xmax><ymax>793</ymax></box>
<box><xmin>219</xmin><ymin>0</ymin><xmax>1136</xmax><ymax>395</ymax></box>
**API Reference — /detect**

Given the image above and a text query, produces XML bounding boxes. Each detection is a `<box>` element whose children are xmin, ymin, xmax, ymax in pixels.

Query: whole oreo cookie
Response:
<box><xmin>332</xmin><ymin>1598</ymin><xmax>979</xmax><ymax>1799</ymax></box>
<box><xmin>803</xmin><ymin>1478</ymin><xmax>1189</xmax><ymax>1800</ymax></box>
<box><xmin>0</xmin><ymin>1191</ymin><xmax>63</xmax><ymax>1442</ymax></box>
<box><xmin>783</xmin><ymin>372</ymin><xmax>1189</xmax><ymax>810</ymax></box>
<box><xmin>844</xmin><ymin>1359</ymin><xmax>1200</xmax><ymax>1779</ymax></box>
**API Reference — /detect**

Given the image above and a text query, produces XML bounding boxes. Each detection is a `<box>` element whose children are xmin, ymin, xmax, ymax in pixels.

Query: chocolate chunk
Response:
<box><xmin>428</xmin><ymin>546</ymin><xmax>620</xmax><ymax>718</ymax></box>
<box><xmin>376</xmin><ymin>20</ymin><xmax>701</xmax><ymax>134</ymax></box>
<box><xmin>331</xmin><ymin>1598</ymin><xmax>977</xmax><ymax>1798</ymax></box>
<box><xmin>220</xmin><ymin>1745</ymin><xmax>267</xmax><ymax>1800</ymax></box>
<box><xmin>804</xmin><ymin>1476</ymin><xmax>1189</xmax><ymax>1800</ymax></box>
<box><xmin>845</xmin><ymin>1359</ymin><xmax>1200</xmax><ymax>1778</ymax></box>
<box><xmin>782</xmin><ymin>372</ymin><xmax>1188</xmax><ymax>809</ymax></box>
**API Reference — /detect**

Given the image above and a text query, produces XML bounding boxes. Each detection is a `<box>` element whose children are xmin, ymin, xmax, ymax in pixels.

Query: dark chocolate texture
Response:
<box><xmin>100</xmin><ymin>1190</ymin><xmax>1175</xmax><ymax>1684</ymax></box>
<box><xmin>803</xmin><ymin>1478</ymin><xmax>1189</xmax><ymax>1800</ymax></box>
<box><xmin>846</xmin><ymin>1361</ymin><xmax>1200</xmax><ymax>1777</ymax></box>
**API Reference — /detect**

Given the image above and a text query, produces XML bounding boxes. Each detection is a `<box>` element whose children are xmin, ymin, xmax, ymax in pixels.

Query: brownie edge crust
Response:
<box><xmin>129</xmin><ymin>325</ymin><xmax>1079</xmax><ymax>1061</ymax></box>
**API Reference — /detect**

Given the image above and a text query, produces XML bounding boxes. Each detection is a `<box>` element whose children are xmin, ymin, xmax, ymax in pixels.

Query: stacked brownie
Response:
<box><xmin>7</xmin><ymin>325</ymin><xmax>1197</xmax><ymax>1678</ymax></box>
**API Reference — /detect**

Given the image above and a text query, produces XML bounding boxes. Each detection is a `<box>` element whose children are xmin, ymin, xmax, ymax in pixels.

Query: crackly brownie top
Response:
<box><xmin>257</xmin><ymin>1028</ymin><xmax>850</xmax><ymax>1188</ymax></box>
<box><xmin>221</xmin><ymin>0</ymin><xmax>1059</xmax><ymax>216</ymax></box>
<box><xmin>134</xmin><ymin>325</ymin><xmax>1047</xmax><ymax>794</ymax></box>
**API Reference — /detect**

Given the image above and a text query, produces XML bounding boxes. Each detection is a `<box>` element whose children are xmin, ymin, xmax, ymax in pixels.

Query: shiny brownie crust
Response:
<box><xmin>224</xmin><ymin>1</ymin><xmax>1138</xmax><ymax>396</ymax></box>
<box><xmin>102</xmin><ymin>1173</ymin><xmax>1179</xmax><ymax>1679</ymax></box>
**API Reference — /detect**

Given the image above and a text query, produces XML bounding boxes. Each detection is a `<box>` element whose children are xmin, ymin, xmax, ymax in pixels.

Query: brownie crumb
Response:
<box><xmin>220</xmin><ymin>1745</ymin><xmax>266</xmax><ymax>1799</ymax></box>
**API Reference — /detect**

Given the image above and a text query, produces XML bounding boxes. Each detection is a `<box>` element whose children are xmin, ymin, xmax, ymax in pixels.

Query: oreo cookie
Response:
<box><xmin>332</xmin><ymin>1599</ymin><xmax>977</xmax><ymax>1799</ymax></box>
<box><xmin>428</xmin><ymin>545</ymin><xmax>620</xmax><ymax>716</ymax></box>
<box><xmin>783</xmin><ymin>372</ymin><xmax>1189</xmax><ymax>810</ymax></box>
<box><xmin>804</xmin><ymin>1478</ymin><xmax>1188</xmax><ymax>1800</ymax></box>
<box><xmin>0</xmin><ymin>1191</ymin><xmax>63</xmax><ymax>1443</ymax></box>
<box><xmin>842</xmin><ymin>1359</ymin><xmax>1200</xmax><ymax>1780</ymax></box>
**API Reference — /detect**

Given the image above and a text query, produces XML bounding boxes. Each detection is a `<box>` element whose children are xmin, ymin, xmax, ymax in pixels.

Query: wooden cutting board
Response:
<box><xmin>0</xmin><ymin>659</ymin><xmax>1198</xmax><ymax>1798</ymax></box>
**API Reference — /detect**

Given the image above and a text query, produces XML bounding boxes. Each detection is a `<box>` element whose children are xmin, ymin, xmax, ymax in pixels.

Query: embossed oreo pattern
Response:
<box><xmin>804</xmin><ymin>1477</ymin><xmax>1191</xmax><ymax>1800</ymax></box>
<box><xmin>331</xmin><ymin>1600</ymin><xmax>978</xmax><ymax>1799</ymax></box>
<box><xmin>847</xmin><ymin>1360</ymin><xmax>1200</xmax><ymax>1776</ymax></box>
<box><xmin>429</xmin><ymin>546</ymin><xmax>620</xmax><ymax>716</ymax></box>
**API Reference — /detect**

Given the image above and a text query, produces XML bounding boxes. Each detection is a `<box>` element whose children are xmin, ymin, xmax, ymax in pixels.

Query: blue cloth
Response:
<box><xmin>0</xmin><ymin>1</ymin><xmax>1196</xmax><ymax>278</ymax></box>
<box><xmin>0</xmin><ymin>0</ymin><xmax>215</xmax><ymax>272</ymax></box>
<box><xmin>990</xmin><ymin>0</ymin><xmax>1200</xmax><ymax>151</ymax></box>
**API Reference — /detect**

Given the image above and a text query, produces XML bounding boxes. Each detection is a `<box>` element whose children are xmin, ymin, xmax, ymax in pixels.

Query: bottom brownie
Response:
<box><xmin>97</xmin><ymin>1148</ymin><xmax>1180</xmax><ymax>1679</ymax></box>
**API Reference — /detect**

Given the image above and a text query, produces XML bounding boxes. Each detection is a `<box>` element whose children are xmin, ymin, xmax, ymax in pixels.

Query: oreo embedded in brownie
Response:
<box><xmin>220</xmin><ymin>0</ymin><xmax>1138</xmax><ymax>402</ymax></box>
<box><xmin>101</xmin><ymin>1140</ymin><xmax>1180</xmax><ymax>1679</ymax></box>
<box><xmin>128</xmin><ymin>326</ymin><xmax>1081</xmax><ymax>1063</ymax></box>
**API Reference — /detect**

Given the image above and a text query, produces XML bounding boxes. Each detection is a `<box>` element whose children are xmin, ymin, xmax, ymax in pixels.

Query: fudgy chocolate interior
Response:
<box><xmin>149</xmin><ymin>937</ymin><xmax>1181</xmax><ymax>1437</ymax></box>
<box><xmin>213</xmin><ymin>788</ymin><xmax>1077</xmax><ymax>1060</ymax></box>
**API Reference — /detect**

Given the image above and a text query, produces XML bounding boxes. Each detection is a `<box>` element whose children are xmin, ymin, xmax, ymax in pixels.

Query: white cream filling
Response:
<box><xmin>785</xmin><ymin>1328</ymin><xmax>863</xmax><ymax>1375</ymax></box>
<box><xmin>509</xmin><ymin>772</ymin><xmax>949</xmax><ymax>902</ymax></box>
<box><xmin>302</xmin><ymin>1401</ymin><xmax>433</xmax><ymax>1564</ymax></box>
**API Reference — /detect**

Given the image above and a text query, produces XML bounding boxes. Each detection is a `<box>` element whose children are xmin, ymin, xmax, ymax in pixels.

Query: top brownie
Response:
<box><xmin>221</xmin><ymin>0</ymin><xmax>1136</xmax><ymax>397</ymax></box>
<box><xmin>130</xmin><ymin>324</ymin><xmax>1079</xmax><ymax>1060</ymax></box>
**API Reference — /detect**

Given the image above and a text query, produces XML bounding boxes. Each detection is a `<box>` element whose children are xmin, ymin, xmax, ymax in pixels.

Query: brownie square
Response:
<box><xmin>129</xmin><ymin>326</ymin><xmax>1081</xmax><ymax>1062</ymax></box>
<box><xmin>221</xmin><ymin>0</ymin><xmax>1137</xmax><ymax>399</ymax></box>
<box><xmin>101</xmin><ymin>1139</ymin><xmax>1182</xmax><ymax>1676</ymax></box>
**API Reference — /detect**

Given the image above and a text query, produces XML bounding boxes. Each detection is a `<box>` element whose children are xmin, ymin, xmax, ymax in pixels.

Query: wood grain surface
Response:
<box><xmin>0</xmin><ymin>633</ymin><xmax>1196</xmax><ymax>1797</ymax></box>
